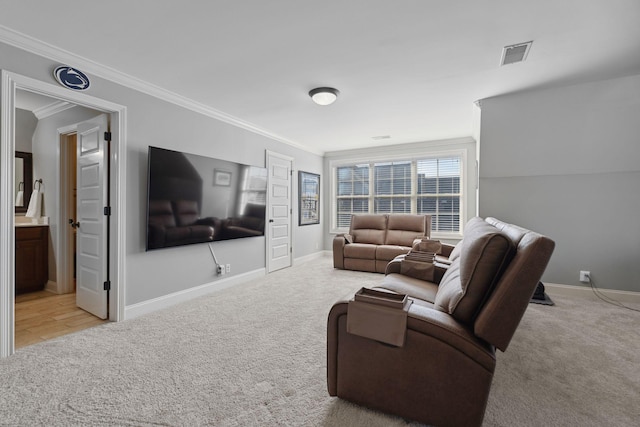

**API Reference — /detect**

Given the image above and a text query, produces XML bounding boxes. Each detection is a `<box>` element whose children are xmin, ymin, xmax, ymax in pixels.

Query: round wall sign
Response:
<box><xmin>53</xmin><ymin>66</ymin><xmax>90</xmax><ymax>91</ymax></box>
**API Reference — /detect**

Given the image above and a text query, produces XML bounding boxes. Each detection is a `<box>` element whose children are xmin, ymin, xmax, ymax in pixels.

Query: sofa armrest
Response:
<box><xmin>333</xmin><ymin>234</ymin><xmax>346</xmax><ymax>269</ymax></box>
<box><xmin>405</xmin><ymin>304</ymin><xmax>495</xmax><ymax>368</ymax></box>
<box><xmin>385</xmin><ymin>255</ymin><xmax>449</xmax><ymax>283</ymax></box>
<box><xmin>385</xmin><ymin>255</ymin><xmax>404</xmax><ymax>275</ymax></box>
<box><xmin>147</xmin><ymin>224</ymin><xmax>166</xmax><ymax>249</ymax></box>
<box><xmin>327</xmin><ymin>300</ymin><xmax>496</xmax><ymax>424</ymax></box>
<box><xmin>328</xmin><ymin>300</ymin><xmax>494</xmax><ymax>369</ymax></box>
<box><xmin>440</xmin><ymin>242</ymin><xmax>456</xmax><ymax>257</ymax></box>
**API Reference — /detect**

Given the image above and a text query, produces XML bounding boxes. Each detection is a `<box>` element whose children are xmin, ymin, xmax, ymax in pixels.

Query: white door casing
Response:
<box><xmin>75</xmin><ymin>115</ymin><xmax>109</xmax><ymax>319</ymax></box>
<box><xmin>1</xmin><ymin>70</ymin><xmax>127</xmax><ymax>357</ymax></box>
<box><xmin>266</xmin><ymin>151</ymin><xmax>293</xmax><ymax>273</ymax></box>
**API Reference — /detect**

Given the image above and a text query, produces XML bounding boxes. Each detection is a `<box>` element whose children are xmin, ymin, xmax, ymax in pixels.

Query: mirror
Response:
<box><xmin>14</xmin><ymin>151</ymin><xmax>32</xmax><ymax>213</ymax></box>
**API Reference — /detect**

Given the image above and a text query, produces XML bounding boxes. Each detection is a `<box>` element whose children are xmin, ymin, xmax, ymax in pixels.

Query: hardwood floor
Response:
<box><xmin>15</xmin><ymin>291</ymin><xmax>107</xmax><ymax>349</ymax></box>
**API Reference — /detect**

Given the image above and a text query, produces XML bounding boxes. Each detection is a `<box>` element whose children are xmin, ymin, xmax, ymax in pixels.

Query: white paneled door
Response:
<box><xmin>266</xmin><ymin>152</ymin><xmax>293</xmax><ymax>273</ymax></box>
<box><xmin>75</xmin><ymin>115</ymin><xmax>109</xmax><ymax>319</ymax></box>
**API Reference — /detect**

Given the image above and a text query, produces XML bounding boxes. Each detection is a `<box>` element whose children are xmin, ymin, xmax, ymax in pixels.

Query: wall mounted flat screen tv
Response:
<box><xmin>146</xmin><ymin>146</ymin><xmax>268</xmax><ymax>251</ymax></box>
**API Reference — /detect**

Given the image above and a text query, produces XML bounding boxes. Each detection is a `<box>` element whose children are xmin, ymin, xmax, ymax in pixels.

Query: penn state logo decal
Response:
<box><xmin>53</xmin><ymin>66</ymin><xmax>91</xmax><ymax>91</ymax></box>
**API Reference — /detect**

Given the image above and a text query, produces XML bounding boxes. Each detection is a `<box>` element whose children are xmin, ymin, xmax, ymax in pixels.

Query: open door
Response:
<box><xmin>266</xmin><ymin>152</ymin><xmax>293</xmax><ymax>273</ymax></box>
<box><xmin>74</xmin><ymin>114</ymin><xmax>109</xmax><ymax>319</ymax></box>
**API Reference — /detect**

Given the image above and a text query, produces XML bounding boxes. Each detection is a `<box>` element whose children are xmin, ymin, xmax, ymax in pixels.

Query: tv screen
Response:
<box><xmin>146</xmin><ymin>146</ymin><xmax>268</xmax><ymax>250</ymax></box>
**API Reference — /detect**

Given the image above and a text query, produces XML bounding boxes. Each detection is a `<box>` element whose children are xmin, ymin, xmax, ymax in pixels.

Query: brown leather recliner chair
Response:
<box><xmin>327</xmin><ymin>217</ymin><xmax>555</xmax><ymax>426</ymax></box>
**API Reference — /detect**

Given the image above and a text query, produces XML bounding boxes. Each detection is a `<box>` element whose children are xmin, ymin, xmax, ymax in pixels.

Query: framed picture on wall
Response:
<box><xmin>214</xmin><ymin>169</ymin><xmax>232</xmax><ymax>186</ymax></box>
<box><xmin>298</xmin><ymin>171</ymin><xmax>320</xmax><ymax>226</ymax></box>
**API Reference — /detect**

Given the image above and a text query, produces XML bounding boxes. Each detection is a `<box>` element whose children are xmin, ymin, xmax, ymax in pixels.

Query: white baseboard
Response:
<box><xmin>544</xmin><ymin>283</ymin><xmax>640</xmax><ymax>304</ymax></box>
<box><xmin>294</xmin><ymin>250</ymin><xmax>329</xmax><ymax>265</ymax></box>
<box><xmin>45</xmin><ymin>280</ymin><xmax>58</xmax><ymax>294</ymax></box>
<box><xmin>124</xmin><ymin>268</ymin><xmax>265</xmax><ymax>320</ymax></box>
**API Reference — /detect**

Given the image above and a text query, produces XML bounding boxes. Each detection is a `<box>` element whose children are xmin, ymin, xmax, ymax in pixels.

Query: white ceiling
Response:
<box><xmin>2</xmin><ymin>0</ymin><xmax>640</xmax><ymax>154</ymax></box>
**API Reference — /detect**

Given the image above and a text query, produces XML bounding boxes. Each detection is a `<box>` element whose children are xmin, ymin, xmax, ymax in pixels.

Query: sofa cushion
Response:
<box><xmin>173</xmin><ymin>200</ymin><xmax>200</xmax><ymax>226</ymax></box>
<box><xmin>385</xmin><ymin>214</ymin><xmax>428</xmax><ymax>246</ymax></box>
<box><xmin>377</xmin><ymin>273</ymin><xmax>439</xmax><ymax>304</ymax></box>
<box><xmin>344</xmin><ymin>258</ymin><xmax>377</xmax><ymax>272</ymax></box>
<box><xmin>148</xmin><ymin>200</ymin><xmax>176</xmax><ymax>228</ymax></box>
<box><xmin>434</xmin><ymin>218</ymin><xmax>515</xmax><ymax>324</ymax></box>
<box><xmin>376</xmin><ymin>245</ymin><xmax>412</xmax><ymax>262</ymax></box>
<box><xmin>350</xmin><ymin>214</ymin><xmax>387</xmax><ymax>245</ymax></box>
<box><xmin>344</xmin><ymin>243</ymin><xmax>377</xmax><ymax>259</ymax></box>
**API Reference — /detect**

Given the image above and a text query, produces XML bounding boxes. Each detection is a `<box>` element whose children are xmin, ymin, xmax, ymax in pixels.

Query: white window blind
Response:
<box><xmin>416</xmin><ymin>157</ymin><xmax>461</xmax><ymax>232</ymax></box>
<box><xmin>374</xmin><ymin>161</ymin><xmax>411</xmax><ymax>213</ymax></box>
<box><xmin>336</xmin><ymin>164</ymin><xmax>369</xmax><ymax>228</ymax></box>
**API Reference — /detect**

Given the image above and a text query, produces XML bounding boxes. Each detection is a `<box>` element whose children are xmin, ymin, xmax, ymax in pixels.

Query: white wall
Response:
<box><xmin>1</xmin><ymin>41</ymin><xmax>324</xmax><ymax>307</ymax></box>
<box><xmin>478</xmin><ymin>73</ymin><xmax>640</xmax><ymax>292</ymax></box>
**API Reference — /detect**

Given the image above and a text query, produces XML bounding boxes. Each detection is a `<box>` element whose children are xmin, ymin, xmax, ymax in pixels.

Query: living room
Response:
<box><xmin>1</xmin><ymin>1</ymin><xmax>639</xmax><ymax>425</ymax></box>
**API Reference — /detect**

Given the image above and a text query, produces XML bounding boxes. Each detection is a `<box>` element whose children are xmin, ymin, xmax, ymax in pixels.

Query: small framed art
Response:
<box><xmin>298</xmin><ymin>171</ymin><xmax>320</xmax><ymax>226</ymax></box>
<box><xmin>214</xmin><ymin>169</ymin><xmax>232</xmax><ymax>186</ymax></box>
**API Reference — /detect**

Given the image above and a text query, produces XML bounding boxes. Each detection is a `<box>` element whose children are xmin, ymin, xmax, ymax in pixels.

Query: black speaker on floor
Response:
<box><xmin>530</xmin><ymin>282</ymin><xmax>554</xmax><ymax>305</ymax></box>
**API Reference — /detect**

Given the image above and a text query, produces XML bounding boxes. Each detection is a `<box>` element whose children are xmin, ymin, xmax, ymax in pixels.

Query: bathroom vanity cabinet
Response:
<box><xmin>15</xmin><ymin>225</ymin><xmax>49</xmax><ymax>294</ymax></box>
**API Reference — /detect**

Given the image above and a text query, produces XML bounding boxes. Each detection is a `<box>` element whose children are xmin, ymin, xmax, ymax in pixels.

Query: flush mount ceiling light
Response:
<box><xmin>309</xmin><ymin>87</ymin><xmax>339</xmax><ymax>105</ymax></box>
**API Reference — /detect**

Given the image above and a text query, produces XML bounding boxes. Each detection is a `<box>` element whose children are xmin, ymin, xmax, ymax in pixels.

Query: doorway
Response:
<box><xmin>14</xmin><ymin>119</ymin><xmax>108</xmax><ymax>349</ymax></box>
<box><xmin>1</xmin><ymin>70</ymin><xmax>127</xmax><ymax>357</ymax></box>
<box><xmin>61</xmin><ymin>133</ymin><xmax>78</xmax><ymax>294</ymax></box>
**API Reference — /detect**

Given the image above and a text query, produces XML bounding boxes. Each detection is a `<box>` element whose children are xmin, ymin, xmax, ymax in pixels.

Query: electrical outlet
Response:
<box><xmin>216</xmin><ymin>265</ymin><xmax>223</xmax><ymax>276</ymax></box>
<box><xmin>226</xmin><ymin>264</ymin><xmax>231</xmax><ymax>274</ymax></box>
<box><xmin>579</xmin><ymin>270</ymin><xmax>590</xmax><ymax>283</ymax></box>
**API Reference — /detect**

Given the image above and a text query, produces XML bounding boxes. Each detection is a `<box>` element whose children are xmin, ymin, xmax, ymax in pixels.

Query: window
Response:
<box><xmin>334</xmin><ymin>154</ymin><xmax>463</xmax><ymax>234</ymax></box>
<box><xmin>336</xmin><ymin>164</ymin><xmax>369</xmax><ymax>228</ymax></box>
<box><xmin>238</xmin><ymin>166</ymin><xmax>267</xmax><ymax>214</ymax></box>
<box><xmin>416</xmin><ymin>157</ymin><xmax>461</xmax><ymax>232</ymax></box>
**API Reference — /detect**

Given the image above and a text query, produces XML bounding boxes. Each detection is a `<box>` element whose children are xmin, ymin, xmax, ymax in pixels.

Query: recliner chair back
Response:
<box><xmin>474</xmin><ymin>219</ymin><xmax>555</xmax><ymax>351</ymax></box>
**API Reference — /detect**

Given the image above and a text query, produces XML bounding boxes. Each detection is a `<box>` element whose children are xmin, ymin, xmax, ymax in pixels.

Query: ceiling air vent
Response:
<box><xmin>500</xmin><ymin>41</ymin><xmax>533</xmax><ymax>66</ymax></box>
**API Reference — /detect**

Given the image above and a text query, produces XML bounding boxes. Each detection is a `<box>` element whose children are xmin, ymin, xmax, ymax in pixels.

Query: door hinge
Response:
<box><xmin>104</xmin><ymin>131</ymin><xmax>112</xmax><ymax>141</ymax></box>
<box><xmin>104</xmin><ymin>206</ymin><xmax>111</xmax><ymax>216</ymax></box>
<box><xmin>103</xmin><ymin>281</ymin><xmax>111</xmax><ymax>291</ymax></box>
<box><xmin>290</xmin><ymin>247</ymin><xmax>293</xmax><ymax>253</ymax></box>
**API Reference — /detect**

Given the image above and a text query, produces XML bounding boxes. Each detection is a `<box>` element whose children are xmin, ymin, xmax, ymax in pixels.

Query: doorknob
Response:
<box><xmin>69</xmin><ymin>219</ymin><xmax>80</xmax><ymax>229</ymax></box>
<box><xmin>269</xmin><ymin>219</ymin><xmax>274</xmax><ymax>223</ymax></box>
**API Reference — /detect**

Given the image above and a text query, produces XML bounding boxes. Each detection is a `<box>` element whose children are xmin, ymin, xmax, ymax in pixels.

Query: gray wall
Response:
<box><xmin>478</xmin><ymin>73</ymin><xmax>640</xmax><ymax>292</ymax></box>
<box><xmin>1</xmin><ymin>41</ymin><xmax>324</xmax><ymax>307</ymax></box>
<box><xmin>15</xmin><ymin>108</ymin><xmax>36</xmax><ymax>152</ymax></box>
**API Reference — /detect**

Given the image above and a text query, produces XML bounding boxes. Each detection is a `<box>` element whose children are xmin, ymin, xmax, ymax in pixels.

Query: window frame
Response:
<box><xmin>330</xmin><ymin>147</ymin><xmax>470</xmax><ymax>239</ymax></box>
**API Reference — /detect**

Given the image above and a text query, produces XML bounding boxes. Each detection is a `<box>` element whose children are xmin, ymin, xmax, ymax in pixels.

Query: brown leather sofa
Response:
<box><xmin>327</xmin><ymin>217</ymin><xmax>555</xmax><ymax>426</ymax></box>
<box><xmin>147</xmin><ymin>200</ymin><xmax>217</xmax><ymax>249</ymax></box>
<box><xmin>333</xmin><ymin>214</ymin><xmax>431</xmax><ymax>273</ymax></box>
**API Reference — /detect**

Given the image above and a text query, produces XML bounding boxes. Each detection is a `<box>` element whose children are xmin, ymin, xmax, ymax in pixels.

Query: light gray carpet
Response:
<box><xmin>1</xmin><ymin>255</ymin><xmax>639</xmax><ymax>426</ymax></box>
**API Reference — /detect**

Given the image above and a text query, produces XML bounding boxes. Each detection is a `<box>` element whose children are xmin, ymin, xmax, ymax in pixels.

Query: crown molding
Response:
<box><xmin>0</xmin><ymin>25</ymin><xmax>323</xmax><ymax>156</ymax></box>
<box><xmin>32</xmin><ymin>100</ymin><xmax>75</xmax><ymax>120</ymax></box>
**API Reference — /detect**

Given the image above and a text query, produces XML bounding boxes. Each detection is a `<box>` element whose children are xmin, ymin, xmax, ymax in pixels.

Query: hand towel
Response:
<box><xmin>15</xmin><ymin>190</ymin><xmax>24</xmax><ymax>207</ymax></box>
<box><xmin>25</xmin><ymin>189</ymin><xmax>41</xmax><ymax>218</ymax></box>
